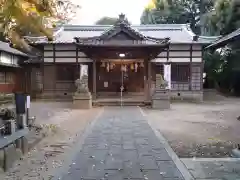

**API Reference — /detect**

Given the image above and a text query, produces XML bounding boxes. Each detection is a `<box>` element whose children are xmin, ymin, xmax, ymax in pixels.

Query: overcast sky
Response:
<box><xmin>70</xmin><ymin>0</ymin><xmax>150</xmax><ymax>25</ymax></box>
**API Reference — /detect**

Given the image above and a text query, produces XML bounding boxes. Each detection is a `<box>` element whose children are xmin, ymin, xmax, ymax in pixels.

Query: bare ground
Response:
<box><xmin>144</xmin><ymin>98</ymin><xmax>240</xmax><ymax>158</ymax></box>
<box><xmin>0</xmin><ymin>102</ymin><xmax>102</xmax><ymax>180</ymax></box>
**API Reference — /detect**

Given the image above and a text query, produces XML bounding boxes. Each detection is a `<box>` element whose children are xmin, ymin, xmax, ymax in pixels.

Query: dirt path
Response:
<box><xmin>0</xmin><ymin>107</ymin><xmax>102</xmax><ymax>180</ymax></box>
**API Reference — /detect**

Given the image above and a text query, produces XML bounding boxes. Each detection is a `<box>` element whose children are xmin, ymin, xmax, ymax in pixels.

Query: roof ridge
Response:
<box><xmin>62</xmin><ymin>23</ymin><xmax>191</xmax><ymax>31</ymax></box>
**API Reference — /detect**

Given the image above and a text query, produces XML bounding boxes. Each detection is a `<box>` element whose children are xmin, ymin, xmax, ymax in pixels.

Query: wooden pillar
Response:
<box><xmin>147</xmin><ymin>60</ymin><xmax>152</xmax><ymax>101</ymax></box>
<box><xmin>92</xmin><ymin>60</ymin><xmax>97</xmax><ymax>99</ymax></box>
<box><xmin>200</xmin><ymin>47</ymin><xmax>204</xmax><ymax>91</ymax></box>
<box><xmin>53</xmin><ymin>44</ymin><xmax>56</xmax><ymax>98</ymax></box>
<box><xmin>143</xmin><ymin>59</ymin><xmax>148</xmax><ymax>101</ymax></box>
<box><xmin>75</xmin><ymin>46</ymin><xmax>79</xmax><ymax>80</ymax></box>
<box><xmin>167</xmin><ymin>46</ymin><xmax>171</xmax><ymax>90</ymax></box>
<box><xmin>41</xmin><ymin>58</ymin><xmax>44</xmax><ymax>93</ymax></box>
<box><xmin>189</xmin><ymin>44</ymin><xmax>193</xmax><ymax>91</ymax></box>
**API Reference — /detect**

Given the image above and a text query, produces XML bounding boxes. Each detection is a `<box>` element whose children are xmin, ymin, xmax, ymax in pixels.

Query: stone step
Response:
<box><xmin>93</xmin><ymin>101</ymin><xmax>147</xmax><ymax>106</ymax></box>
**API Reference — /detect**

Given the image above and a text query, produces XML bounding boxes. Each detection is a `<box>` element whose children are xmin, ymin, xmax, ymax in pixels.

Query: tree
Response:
<box><xmin>0</xmin><ymin>0</ymin><xmax>79</xmax><ymax>50</ymax></box>
<box><xmin>203</xmin><ymin>0</ymin><xmax>240</xmax><ymax>94</ymax></box>
<box><xmin>204</xmin><ymin>0</ymin><xmax>240</xmax><ymax>36</ymax></box>
<box><xmin>141</xmin><ymin>0</ymin><xmax>215</xmax><ymax>35</ymax></box>
<box><xmin>95</xmin><ymin>17</ymin><xmax>118</xmax><ymax>25</ymax></box>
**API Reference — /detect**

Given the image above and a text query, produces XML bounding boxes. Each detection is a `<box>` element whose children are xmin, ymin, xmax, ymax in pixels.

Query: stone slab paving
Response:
<box><xmin>182</xmin><ymin>158</ymin><xmax>240</xmax><ymax>180</ymax></box>
<box><xmin>56</xmin><ymin>107</ymin><xmax>186</xmax><ymax>180</ymax></box>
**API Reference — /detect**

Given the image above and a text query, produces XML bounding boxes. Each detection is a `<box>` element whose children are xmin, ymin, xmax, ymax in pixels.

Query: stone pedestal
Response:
<box><xmin>73</xmin><ymin>93</ymin><xmax>92</xmax><ymax>109</ymax></box>
<box><xmin>152</xmin><ymin>89</ymin><xmax>170</xmax><ymax>109</ymax></box>
<box><xmin>151</xmin><ymin>74</ymin><xmax>170</xmax><ymax>109</ymax></box>
<box><xmin>73</xmin><ymin>75</ymin><xmax>92</xmax><ymax>109</ymax></box>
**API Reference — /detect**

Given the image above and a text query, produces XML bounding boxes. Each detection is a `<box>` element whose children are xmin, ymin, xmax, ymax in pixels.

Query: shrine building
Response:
<box><xmin>25</xmin><ymin>14</ymin><xmax>218</xmax><ymax>104</ymax></box>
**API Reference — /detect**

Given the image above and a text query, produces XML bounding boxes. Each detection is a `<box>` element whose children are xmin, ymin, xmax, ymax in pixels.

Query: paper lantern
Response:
<box><xmin>130</xmin><ymin>63</ymin><xmax>134</xmax><ymax>70</ymax></box>
<box><xmin>106</xmin><ymin>63</ymin><xmax>110</xmax><ymax>72</ymax></box>
<box><xmin>110</xmin><ymin>63</ymin><xmax>114</xmax><ymax>69</ymax></box>
<box><xmin>135</xmin><ymin>63</ymin><xmax>138</xmax><ymax>72</ymax></box>
<box><xmin>101</xmin><ymin>62</ymin><xmax>105</xmax><ymax>67</ymax></box>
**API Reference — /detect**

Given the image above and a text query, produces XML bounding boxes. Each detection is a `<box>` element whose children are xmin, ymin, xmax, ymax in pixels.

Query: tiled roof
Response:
<box><xmin>207</xmin><ymin>28</ymin><xmax>240</xmax><ymax>49</ymax></box>
<box><xmin>75</xmin><ymin>39</ymin><xmax>170</xmax><ymax>47</ymax></box>
<box><xmin>0</xmin><ymin>41</ymin><xmax>28</xmax><ymax>57</ymax></box>
<box><xmin>26</xmin><ymin>24</ymin><xmax>219</xmax><ymax>45</ymax></box>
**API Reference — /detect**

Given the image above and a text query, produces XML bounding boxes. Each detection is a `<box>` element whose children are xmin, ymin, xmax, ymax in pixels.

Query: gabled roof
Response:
<box><xmin>207</xmin><ymin>28</ymin><xmax>240</xmax><ymax>49</ymax></box>
<box><xmin>26</xmin><ymin>14</ymin><xmax>219</xmax><ymax>45</ymax></box>
<box><xmin>98</xmin><ymin>14</ymin><xmax>146</xmax><ymax>40</ymax></box>
<box><xmin>0</xmin><ymin>41</ymin><xmax>28</xmax><ymax>57</ymax></box>
<box><xmin>74</xmin><ymin>14</ymin><xmax>170</xmax><ymax>47</ymax></box>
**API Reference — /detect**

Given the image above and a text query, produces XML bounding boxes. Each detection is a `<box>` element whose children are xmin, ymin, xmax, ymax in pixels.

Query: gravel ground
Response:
<box><xmin>0</xmin><ymin>102</ymin><xmax>102</xmax><ymax>180</ymax></box>
<box><xmin>144</xmin><ymin>97</ymin><xmax>240</xmax><ymax>158</ymax></box>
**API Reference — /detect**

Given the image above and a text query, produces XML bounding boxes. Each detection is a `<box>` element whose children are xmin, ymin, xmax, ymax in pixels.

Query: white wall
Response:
<box><xmin>43</xmin><ymin>44</ymin><xmax>93</xmax><ymax>63</ymax></box>
<box><xmin>43</xmin><ymin>43</ymin><xmax>202</xmax><ymax>63</ymax></box>
<box><xmin>0</xmin><ymin>51</ymin><xmax>19</xmax><ymax>65</ymax></box>
<box><xmin>152</xmin><ymin>44</ymin><xmax>202</xmax><ymax>63</ymax></box>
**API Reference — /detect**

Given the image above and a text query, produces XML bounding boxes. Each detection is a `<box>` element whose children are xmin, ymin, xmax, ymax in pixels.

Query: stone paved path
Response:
<box><xmin>58</xmin><ymin>107</ymin><xmax>185</xmax><ymax>180</ymax></box>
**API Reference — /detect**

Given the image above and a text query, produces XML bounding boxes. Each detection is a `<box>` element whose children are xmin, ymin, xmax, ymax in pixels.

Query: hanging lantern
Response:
<box><xmin>101</xmin><ymin>62</ymin><xmax>105</xmax><ymax>67</ymax></box>
<box><xmin>140</xmin><ymin>62</ymin><xmax>144</xmax><ymax>68</ymax></box>
<box><xmin>110</xmin><ymin>63</ymin><xmax>114</xmax><ymax>70</ymax></box>
<box><xmin>121</xmin><ymin>64</ymin><xmax>124</xmax><ymax>71</ymax></box>
<box><xmin>130</xmin><ymin>63</ymin><xmax>134</xmax><ymax>70</ymax></box>
<box><xmin>106</xmin><ymin>63</ymin><xmax>110</xmax><ymax>72</ymax></box>
<box><xmin>135</xmin><ymin>63</ymin><xmax>138</xmax><ymax>72</ymax></box>
<box><xmin>124</xmin><ymin>65</ymin><xmax>127</xmax><ymax>72</ymax></box>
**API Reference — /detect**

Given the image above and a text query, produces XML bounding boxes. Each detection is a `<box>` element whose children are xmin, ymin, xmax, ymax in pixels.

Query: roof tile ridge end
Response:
<box><xmin>182</xmin><ymin>24</ymin><xmax>196</xmax><ymax>39</ymax></box>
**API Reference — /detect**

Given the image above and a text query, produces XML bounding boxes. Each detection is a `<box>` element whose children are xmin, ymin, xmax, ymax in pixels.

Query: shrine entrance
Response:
<box><xmin>74</xmin><ymin>13</ymin><xmax>170</xmax><ymax>105</ymax></box>
<box><xmin>96</xmin><ymin>59</ymin><xmax>145</xmax><ymax>105</ymax></box>
<box><xmin>97</xmin><ymin>59</ymin><xmax>144</xmax><ymax>93</ymax></box>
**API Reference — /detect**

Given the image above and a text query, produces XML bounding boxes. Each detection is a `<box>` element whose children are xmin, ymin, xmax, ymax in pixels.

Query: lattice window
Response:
<box><xmin>171</xmin><ymin>64</ymin><xmax>190</xmax><ymax>82</ymax></box>
<box><xmin>56</xmin><ymin>65</ymin><xmax>75</xmax><ymax>81</ymax></box>
<box><xmin>0</xmin><ymin>72</ymin><xmax>5</xmax><ymax>83</ymax></box>
<box><xmin>5</xmin><ymin>72</ymin><xmax>14</xmax><ymax>83</ymax></box>
<box><xmin>192</xmin><ymin>66</ymin><xmax>201</xmax><ymax>90</ymax></box>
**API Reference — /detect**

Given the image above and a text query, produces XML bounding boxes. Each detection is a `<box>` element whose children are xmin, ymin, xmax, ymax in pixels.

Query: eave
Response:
<box><xmin>206</xmin><ymin>28</ymin><xmax>240</xmax><ymax>49</ymax></box>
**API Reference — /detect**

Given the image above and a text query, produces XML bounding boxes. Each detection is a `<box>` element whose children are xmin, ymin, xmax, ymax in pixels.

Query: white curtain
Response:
<box><xmin>164</xmin><ymin>64</ymin><xmax>171</xmax><ymax>89</ymax></box>
<box><xmin>80</xmin><ymin>64</ymin><xmax>88</xmax><ymax>79</ymax></box>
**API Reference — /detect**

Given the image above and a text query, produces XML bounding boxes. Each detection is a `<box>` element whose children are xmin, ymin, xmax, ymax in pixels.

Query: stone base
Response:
<box><xmin>73</xmin><ymin>94</ymin><xmax>92</xmax><ymax>109</ymax></box>
<box><xmin>152</xmin><ymin>99</ymin><xmax>170</xmax><ymax>109</ymax></box>
<box><xmin>0</xmin><ymin>136</ymin><xmax>29</xmax><ymax>171</ymax></box>
<box><xmin>151</xmin><ymin>89</ymin><xmax>170</xmax><ymax>109</ymax></box>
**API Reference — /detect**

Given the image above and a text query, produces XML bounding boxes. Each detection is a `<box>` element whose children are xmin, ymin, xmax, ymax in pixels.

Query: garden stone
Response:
<box><xmin>0</xmin><ymin>149</ymin><xmax>4</xmax><ymax>170</ymax></box>
<box><xmin>4</xmin><ymin>143</ymin><xmax>16</xmax><ymax>171</ymax></box>
<box><xmin>21</xmin><ymin>136</ymin><xmax>28</xmax><ymax>154</ymax></box>
<box><xmin>15</xmin><ymin>138</ymin><xmax>22</xmax><ymax>149</ymax></box>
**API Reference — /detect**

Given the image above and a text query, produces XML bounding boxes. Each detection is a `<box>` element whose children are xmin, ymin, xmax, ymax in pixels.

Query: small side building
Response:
<box><xmin>0</xmin><ymin>41</ymin><xmax>29</xmax><ymax>100</ymax></box>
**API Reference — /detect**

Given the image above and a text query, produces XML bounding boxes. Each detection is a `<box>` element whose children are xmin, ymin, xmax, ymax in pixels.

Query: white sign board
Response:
<box><xmin>26</xmin><ymin>96</ymin><xmax>30</xmax><ymax>109</ymax></box>
<box><xmin>104</xmin><ymin>81</ymin><xmax>108</xmax><ymax>88</ymax></box>
<box><xmin>164</xmin><ymin>64</ymin><xmax>171</xmax><ymax>89</ymax></box>
<box><xmin>80</xmin><ymin>65</ymin><xmax>88</xmax><ymax>79</ymax></box>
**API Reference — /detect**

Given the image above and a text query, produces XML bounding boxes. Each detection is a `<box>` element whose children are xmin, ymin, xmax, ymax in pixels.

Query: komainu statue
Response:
<box><xmin>73</xmin><ymin>75</ymin><xmax>92</xmax><ymax>109</ymax></box>
<box><xmin>74</xmin><ymin>75</ymin><xmax>89</xmax><ymax>95</ymax></box>
<box><xmin>156</xmin><ymin>74</ymin><xmax>168</xmax><ymax>89</ymax></box>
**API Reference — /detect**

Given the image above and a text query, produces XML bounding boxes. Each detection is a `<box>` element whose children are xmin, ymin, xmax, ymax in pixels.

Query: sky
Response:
<box><xmin>70</xmin><ymin>0</ymin><xmax>150</xmax><ymax>25</ymax></box>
